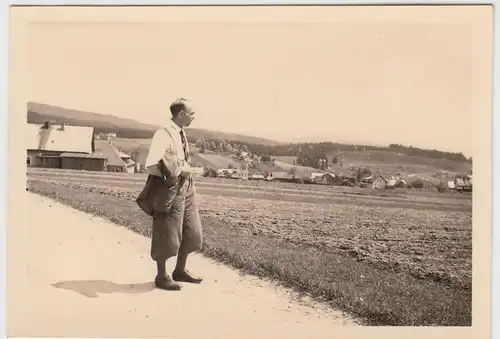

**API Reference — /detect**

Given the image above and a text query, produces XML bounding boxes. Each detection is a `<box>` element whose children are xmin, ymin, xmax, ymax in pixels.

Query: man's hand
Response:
<box><xmin>179</xmin><ymin>164</ymin><xmax>192</xmax><ymax>178</ymax></box>
<box><xmin>158</xmin><ymin>159</ymin><xmax>172</xmax><ymax>178</ymax></box>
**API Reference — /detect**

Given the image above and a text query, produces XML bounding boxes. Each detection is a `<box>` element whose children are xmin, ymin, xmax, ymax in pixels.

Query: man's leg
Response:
<box><xmin>151</xmin><ymin>203</ymin><xmax>185</xmax><ymax>290</ymax></box>
<box><xmin>172</xmin><ymin>248</ymin><xmax>202</xmax><ymax>284</ymax></box>
<box><xmin>172</xmin><ymin>178</ymin><xmax>204</xmax><ymax>284</ymax></box>
<box><xmin>153</xmin><ymin>259</ymin><xmax>180</xmax><ymax>290</ymax></box>
<box><xmin>156</xmin><ymin>260</ymin><xmax>167</xmax><ymax>278</ymax></box>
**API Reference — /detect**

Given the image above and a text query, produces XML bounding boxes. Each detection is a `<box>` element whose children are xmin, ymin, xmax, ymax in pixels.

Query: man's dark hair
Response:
<box><xmin>170</xmin><ymin>98</ymin><xmax>190</xmax><ymax>117</ymax></box>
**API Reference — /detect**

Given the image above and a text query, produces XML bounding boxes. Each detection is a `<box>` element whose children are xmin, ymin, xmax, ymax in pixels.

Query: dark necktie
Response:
<box><xmin>180</xmin><ymin>130</ymin><xmax>187</xmax><ymax>160</ymax></box>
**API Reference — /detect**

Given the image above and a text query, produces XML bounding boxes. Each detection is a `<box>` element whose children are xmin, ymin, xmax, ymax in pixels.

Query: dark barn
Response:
<box><xmin>60</xmin><ymin>153</ymin><xmax>108</xmax><ymax>171</ymax></box>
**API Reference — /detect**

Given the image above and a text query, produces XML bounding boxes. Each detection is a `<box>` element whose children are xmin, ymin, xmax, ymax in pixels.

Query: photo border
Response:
<box><xmin>2</xmin><ymin>1</ymin><xmax>496</xmax><ymax>339</ymax></box>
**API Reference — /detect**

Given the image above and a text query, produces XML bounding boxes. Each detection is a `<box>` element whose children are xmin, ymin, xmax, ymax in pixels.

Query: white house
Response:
<box><xmin>190</xmin><ymin>166</ymin><xmax>205</xmax><ymax>176</ymax></box>
<box><xmin>231</xmin><ymin>170</ymin><xmax>249</xmax><ymax>180</ymax></box>
<box><xmin>217</xmin><ymin>168</ymin><xmax>237</xmax><ymax>178</ymax></box>
<box><xmin>249</xmin><ymin>172</ymin><xmax>265</xmax><ymax>180</ymax></box>
<box><xmin>310</xmin><ymin>172</ymin><xmax>325</xmax><ymax>180</ymax></box>
<box><xmin>386</xmin><ymin>176</ymin><xmax>399</xmax><ymax>187</ymax></box>
<box><xmin>118</xmin><ymin>151</ymin><xmax>136</xmax><ymax>173</ymax></box>
<box><xmin>372</xmin><ymin>176</ymin><xmax>387</xmax><ymax>190</ymax></box>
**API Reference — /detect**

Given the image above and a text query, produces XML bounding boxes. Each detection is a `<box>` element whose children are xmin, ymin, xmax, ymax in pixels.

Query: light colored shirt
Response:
<box><xmin>145</xmin><ymin>119</ymin><xmax>191</xmax><ymax>178</ymax></box>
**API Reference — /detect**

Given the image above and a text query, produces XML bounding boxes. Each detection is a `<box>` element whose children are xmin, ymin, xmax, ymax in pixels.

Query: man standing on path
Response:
<box><xmin>137</xmin><ymin>98</ymin><xmax>203</xmax><ymax>291</ymax></box>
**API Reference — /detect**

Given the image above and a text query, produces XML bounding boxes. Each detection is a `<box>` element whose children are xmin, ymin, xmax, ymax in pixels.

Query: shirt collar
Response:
<box><xmin>166</xmin><ymin>119</ymin><xmax>183</xmax><ymax>133</ymax></box>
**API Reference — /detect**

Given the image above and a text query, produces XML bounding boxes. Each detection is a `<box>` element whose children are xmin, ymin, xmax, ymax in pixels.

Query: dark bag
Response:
<box><xmin>136</xmin><ymin>159</ymin><xmax>173</xmax><ymax>216</ymax></box>
<box><xmin>136</xmin><ymin>161</ymin><xmax>186</xmax><ymax>216</ymax></box>
<box><xmin>136</xmin><ymin>174</ymin><xmax>158</xmax><ymax>217</ymax></box>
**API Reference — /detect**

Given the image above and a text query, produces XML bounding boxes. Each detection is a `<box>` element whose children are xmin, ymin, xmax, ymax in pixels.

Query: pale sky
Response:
<box><xmin>28</xmin><ymin>19</ymin><xmax>475</xmax><ymax>156</ymax></box>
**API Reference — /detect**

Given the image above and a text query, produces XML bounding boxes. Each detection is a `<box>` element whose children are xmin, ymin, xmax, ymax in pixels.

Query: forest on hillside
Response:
<box><xmin>191</xmin><ymin>136</ymin><xmax>470</xmax><ymax>169</ymax></box>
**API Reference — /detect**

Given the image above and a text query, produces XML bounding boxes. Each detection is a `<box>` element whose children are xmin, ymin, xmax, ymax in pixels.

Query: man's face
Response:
<box><xmin>179</xmin><ymin>104</ymin><xmax>196</xmax><ymax>127</ymax></box>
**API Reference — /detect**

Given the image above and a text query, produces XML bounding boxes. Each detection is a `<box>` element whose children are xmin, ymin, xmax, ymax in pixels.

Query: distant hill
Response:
<box><xmin>28</xmin><ymin>102</ymin><xmax>157</xmax><ymax>132</ymax></box>
<box><xmin>27</xmin><ymin>102</ymin><xmax>284</xmax><ymax>146</ymax></box>
<box><xmin>182</xmin><ymin>128</ymin><xmax>284</xmax><ymax>147</ymax></box>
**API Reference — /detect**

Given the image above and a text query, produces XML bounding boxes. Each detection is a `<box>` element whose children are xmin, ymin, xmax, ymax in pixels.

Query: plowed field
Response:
<box><xmin>26</xmin><ymin>167</ymin><xmax>472</xmax><ymax>326</ymax></box>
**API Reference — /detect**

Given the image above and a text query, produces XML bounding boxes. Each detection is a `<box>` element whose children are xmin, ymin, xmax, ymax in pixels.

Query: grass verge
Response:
<box><xmin>27</xmin><ymin>181</ymin><xmax>472</xmax><ymax>326</ymax></box>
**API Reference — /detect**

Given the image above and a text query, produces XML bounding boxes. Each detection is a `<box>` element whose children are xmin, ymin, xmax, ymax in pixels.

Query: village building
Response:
<box><xmin>95</xmin><ymin>132</ymin><xmax>117</xmax><ymax>140</ymax></box>
<box><xmin>59</xmin><ymin>152</ymin><xmax>108</xmax><ymax>171</ymax></box>
<box><xmin>118</xmin><ymin>151</ymin><xmax>137</xmax><ymax>173</ymax></box>
<box><xmin>385</xmin><ymin>176</ymin><xmax>399</xmax><ymax>187</ymax></box>
<box><xmin>269</xmin><ymin>171</ymin><xmax>287</xmax><ymax>181</ymax></box>
<box><xmin>27</xmin><ymin>122</ymin><xmax>108</xmax><ymax>171</ymax></box>
<box><xmin>230</xmin><ymin>170</ymin><xmax>249</xmax><ymax>180</ymax></box>
<box><xmin>361</xmin><ymin>173</ymin><xmax>374</xmax><ymax>184</ymax></box>
<box><xmin>393</xmin><ymin>179</ymin><xmax>408</xmax><ymax>189</ymax></box>
<box><xmin>249</xmin><ymin>172</ymin><xmax>265</xmax><ymax>180</ymax></box>
<box><xmin>95</xmin><ymin>142</ymin><xmax>136</xmax><ymax>173</ymax></box>
<box><xmin>372</xmin><ymin>176</ymin><xmax>388</xmax><ymax>190</ymax></box>
<box><xmin>268</xmin><ymin>171</ymin><xmax>296</xmax><ymax>183</ymax></box>
<box><xmin>314</xmin><ymin>173</ymin><xmax>337</xmax><ymax>185</ymax></box>
<box><xmin>386</xmin><ymin>177</ymin><xmax>409</xmax><ymax>189</ymax></box>
<box><xmin>309</xmin><ymin>171</ymin><xmax>325</xmax><ymax>181</ymax></box>
<box><xmin>330</xmin><ymin>173</ymin><xmax>347</xmax><ymax>186</ymax></box>
<box><xmin>217</xmin><ymin>168</ymin><xmax>235</xmax><ymax>178</ymax></box>
<box><xmin>454</xmin><ymin>177</ymin><xmax>465</xmax><ymax>189</ymax></box>
<box><xmin>189</xmin><ymin>166</ymin><xmax>205</xmax><ymax>177</ymax></box>
<box><xmin>454</xmin><ymin>176</ymin><xmax>472</xmax><ymax>192</ymax></box>
<box><xmin>342</xmin><ymin>175</ymin><xmax>358</xmax><ymax>187</ymax></box>
<box><xmin>203</xmin><ymin>168</ymin><xmax>218</xmax><ymax>178</ymax></box>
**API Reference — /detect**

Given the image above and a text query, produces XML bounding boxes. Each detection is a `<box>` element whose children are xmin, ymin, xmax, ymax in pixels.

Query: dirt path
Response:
<box><xmin>8</xmin><ymin>192</ymin><xmax>358</xmax><ymax>338</ymax></box>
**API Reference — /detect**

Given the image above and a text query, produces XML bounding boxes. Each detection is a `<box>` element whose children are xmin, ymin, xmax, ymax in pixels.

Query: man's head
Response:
<box><xmin>170</xmin><ymin>98</ymin><xmax>195</xmax><ymax>128</ymax></box>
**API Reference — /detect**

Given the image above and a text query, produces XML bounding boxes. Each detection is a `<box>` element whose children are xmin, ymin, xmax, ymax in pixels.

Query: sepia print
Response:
<box><xmin>8</xmin><ymin>4</ymin><xmax>493</xmax><ymax>339</ymax></box>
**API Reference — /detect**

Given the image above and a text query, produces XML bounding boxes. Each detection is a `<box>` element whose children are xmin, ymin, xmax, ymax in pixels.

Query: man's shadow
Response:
<box><xmin>51</xmin><ymin>280</ymin><xmax>155</xmax><ymax>298</ymax></box>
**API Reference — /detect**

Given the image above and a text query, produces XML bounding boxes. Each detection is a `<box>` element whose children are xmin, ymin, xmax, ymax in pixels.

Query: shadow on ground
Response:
<box><xmin>51</xmin><ymin>280</ymin><xmax>155</xmax><ymax>298</ymax></box>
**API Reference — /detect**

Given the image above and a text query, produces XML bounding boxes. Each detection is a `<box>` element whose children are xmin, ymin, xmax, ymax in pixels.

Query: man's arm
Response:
<box><xmin>145</xmin><ymin>129</ymin><xmax>182</xmax><ymax>178</ymax></box>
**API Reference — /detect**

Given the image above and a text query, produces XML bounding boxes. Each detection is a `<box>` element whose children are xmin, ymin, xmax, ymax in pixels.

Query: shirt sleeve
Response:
<box><xmin>145</xmin><ymin>129</ymin><xmax>182</xmax><ymax>178</ymax></box>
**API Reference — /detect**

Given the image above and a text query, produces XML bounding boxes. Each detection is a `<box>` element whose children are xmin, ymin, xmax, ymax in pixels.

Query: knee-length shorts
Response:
<box><xmin>150</xmin><ymin>176</ymin><xmax>203</xmax><ymax>261</ymax></box>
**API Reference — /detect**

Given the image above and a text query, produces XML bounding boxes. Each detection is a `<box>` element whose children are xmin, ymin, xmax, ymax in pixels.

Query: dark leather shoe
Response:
<box><xmin>172</xmin><ymin>270</ymin><xmax>203</xmax><ymax>284</ymax></box>
<box><xmin>155</xmin><ymin>276</ymin><xmax>182</xmax><ymax>291</ymax></box>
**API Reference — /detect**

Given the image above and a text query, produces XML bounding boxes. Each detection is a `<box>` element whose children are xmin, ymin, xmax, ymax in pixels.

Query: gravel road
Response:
<box><xmin>7</xmin><ymin>192</ymin><xmax>358</xmax><ymax>338</ymax></box>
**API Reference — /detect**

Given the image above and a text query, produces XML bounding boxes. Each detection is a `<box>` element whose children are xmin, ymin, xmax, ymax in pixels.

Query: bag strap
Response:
<box><xmin>159</xmin><ymin>125</ymin><xmax>179</xmax><ymax>159</ymax></box>
<box><xmin>159</xmin><ymin>125</ymin><xmax>186</xmax><ymax>192</ymax></box>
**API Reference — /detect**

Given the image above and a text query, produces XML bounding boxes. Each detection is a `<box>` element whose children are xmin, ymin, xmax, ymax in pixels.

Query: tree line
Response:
<box><xmin>246</xmin><ymin>141</ymin><xmax>468</xmax><ymax>163</ymax></box>
<box><xmin>186</xmin><ymin>136</ymin><xmax>468</xmax><ymax>171</ymax></box>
